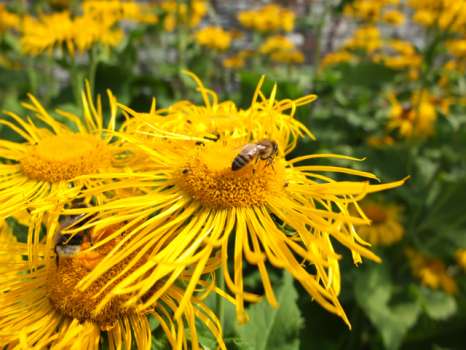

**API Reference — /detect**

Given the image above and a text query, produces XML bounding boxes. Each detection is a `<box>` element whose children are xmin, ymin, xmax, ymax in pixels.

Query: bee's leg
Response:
<box><xmin>54</xmin><ymin>247</ymin><xmax>59</xmax><ymax>267</ymax></box>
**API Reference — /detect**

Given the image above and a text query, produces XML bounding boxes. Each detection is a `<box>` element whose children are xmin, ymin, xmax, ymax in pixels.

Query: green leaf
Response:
<box><xmin>354</xmin><ymin>265</ymin><xmax>420</xmax><ymax>350</ymax></box>
<box><xmin>236</xmin><ymin>272</ymin><xmax>303</xmax><ymax>350</ymax></box>
<box><xmin>417</xmin><ymin>288</ymin><xmax>457</xmax><ymax>320</ymax></box>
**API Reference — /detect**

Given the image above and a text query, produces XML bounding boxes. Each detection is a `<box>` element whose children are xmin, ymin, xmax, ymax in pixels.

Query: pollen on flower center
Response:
<box><xmin>47</xmin><ymin>229</ymin><xmax>134</xmax><ymax>330</ymax></box>
<box><xmin>176</xmin><ymin>143</ymin><xmax>285</xmax><ymax>208</ymax></box>
<box><xmin>20</xmin><ymin>134</ymin><xmax>112</xmax><ymax>182</ymax></box>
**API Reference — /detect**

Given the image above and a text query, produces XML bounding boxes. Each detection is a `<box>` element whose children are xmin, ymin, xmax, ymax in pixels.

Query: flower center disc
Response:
<box><xmin>21</xmin><ymin>134</ymin><xmax>111</xmax><ymax>182</ymax></box>
<box><xmin>177</xmin><ymin>144</ymin><xmax>285</xmax><ymax>208</ymax></box>
<box><xmin>362</xmin><ymin>202</ymin><xmax>387</xmax><ymax>224</ymax></box>
<box><xmin>47</xmin><ymin>233</ymin><xmax>130</xmax><ymax>330</ymax></box>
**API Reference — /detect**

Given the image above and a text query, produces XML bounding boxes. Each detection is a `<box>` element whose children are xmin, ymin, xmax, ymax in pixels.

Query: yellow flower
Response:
<box><xmin>344</xmin><ymin>26</ymin><xmax>382</xmax><ymax>53</ymax></box>
<box><xmin>270</xmin><ymin>49</ymin><xmax>305</xmax><ymax>64</ymax></box>
<box><xmin>406</xmin><ymin>248</ymin><xmax>458</xmax><ymax>294</ymax></box>
<box><xmin>0</xmin><ymin>84</ymin><xmax>131</xmax><ymax>221</ymax></box>
<box><xmin>446</xmin><ymin>39</ymin><xmax>466</xmax><ymax>57</ymax></box>
<box><xmin>366</xmin><ymin>135</ymin><xmax>394</xmax><ymax>148</ymax></box>
<box><xmin>69</xmin><ymin>74</ymin><xmax>406</xmax><ymax>327</ymax></box>
<box><xmin>238</xmin><ymin>4</ymin><xmax>295</xmax><ymax>32</ymax></box>
<box><xmin>259</xmin><ymin>35</ymin><xmax>295</xmax><ymax>55</ymax></box>
<box><xmin>0</xmin><ymin>4</ymin><xmax>20</xmax><ymax>33</ymax></box>
<box><xmin>343</xmin><ymin>0</ymin><xmax>382</xmax><ymax>22</ymax></box>
<box><xmin>195</xmin><ymin>26</ymin><xmax>232</xmax><ymax>51</ymax></box>
<box><xmin>380</xmin><ymin>40</ymin><xmax>422</xmax><ymax>70</ymax></box>
<box><xmin>387</xmin><ymin>90</ymin><xmax>437</xmax><ymax>138</ymax></box>
<box><xmin>160</xmin><ymin>0</ymin><xmax>207</xmax><ymax>32</ymax></box>
<box><xmin>223</xmin><ymin>50</ymin><xmax>251</xmax><ymax>69</ymax></box>
<box><xmin>321</xmin><ymin>51</ymin><xmax>355</xmax><ymax>67</ymax></box>
<box><xmin>0</xmin><ymin>221</ymin><xmax>225</xmax><ymax>349</ymax></box>
<box><xmin>355</xmin><ymin>201</ymin><xmax>404</xmax><ymax>246</ymax></box>
<box><xmin>21</xmin><ymin>11</ymin><xmax>123</xmax><ymax>56</ymax></box>
<box><xmin>83</xmin><ymin>0</ymin><xmax>157</xmax><ymax>24</ymax></box>
<box><xmin>456</xmin><ymin>249</ymin><xmax>466</xmax><ymax>271</ymax></box>
<box><xmin>382</xmin><ymin>10</ymin><xmax>405</xmax><ymax>25</ymax></box>
<box><xmin>258</xmin><ymin>36</ymin><xmax>303</xmax><ymax>64</ymax></box>
<box><xmin>409</xmin><ymin>0</ymin><xmax>466</xmax><ymax>32</ymax></box>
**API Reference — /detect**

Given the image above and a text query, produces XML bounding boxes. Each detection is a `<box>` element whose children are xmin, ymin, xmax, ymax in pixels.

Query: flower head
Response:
<box><xmin>66</xmin><ymin>74</ymin><xmax>406</xmax><ymax>327</ymax></box>
<box><xmin>21</xmin><ymin>11</ymin><xmax>123</xmax><ymax>56</ymax></box>
<box><xmin>160</xmin><ymin>0</ymin><xmax>207</xmax><ymax>32</ymax></box>
<box><xmin>82</xmin><ymin>0</ymin><xmax>157</xmax><ymax>24</ymax></box>
<box><xmin>0</xmin><ymin>83</ymin><xmax>131</xmax><ymax>221</ymax></box>
<box><xmin>344</xmin><ymin>26</ymin><xmax>382</xmax><ymax>53</ymax></box>
<box><xmin>455</xmin><ymin>249</ymin><xmax>466</xmax><ymax>271</ymax></box>
<box><xmin>321</xmin><ymin>51</ymin><xmax>355</xmax><ymax>67</ymax></box>
<box><xmin>195</xmin><ymin>26</ymin><xmax>233</xmax><ymax>51</ymax></box>
<box><xmin>0</xmin><ymin>220</ymin><xmax>225</xmax><ymax>349</ymax></box>
<box><xmin>223</xmin><ymin>50</ymin><xmax>252</xmax><ymax>69</ymax></box>
<box><xmin>259</xmin><ymin>35</ymin><xmax>295</xmax><ymax>55</ymax></box>
<box><xmin>387</xmin><ymin>90</ymin><xmax>438</xmax><ymax>138</ymax></box>
<box><xmin>355</xmin><ymin>200</ymin><xmax>404</xmax><ymax>246</ymax></box>
<box><xmin>0</xmin><ymin>4</ymin><xmax>20</xmax><ymax>33</ymax></box>
<box><xmin>406</xmin><ymin>248</ymin><xmax>458</xmax><ymax>294</ymax></box>
<box><xmin>238</xmin><ymin>4</ymin><xmax>295</xmax><ymax>33</ymax></box>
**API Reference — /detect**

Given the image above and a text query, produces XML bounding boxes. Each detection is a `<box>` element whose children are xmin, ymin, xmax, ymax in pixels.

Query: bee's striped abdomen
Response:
<box><xmin>232</xmin><ymin>154</ymin><xmax>252</xmax><ymax>171</ymax></box>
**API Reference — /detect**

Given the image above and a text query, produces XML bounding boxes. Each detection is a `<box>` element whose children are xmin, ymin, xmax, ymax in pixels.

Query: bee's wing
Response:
<box><xmin>239</xmin><ymin>143</ymin><xmax>259</xmax><ymax>157</ymax></box>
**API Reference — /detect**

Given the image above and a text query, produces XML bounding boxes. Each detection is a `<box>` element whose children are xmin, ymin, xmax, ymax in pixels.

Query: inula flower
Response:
<box><xmin>223</xmin><ymin>50</ymin><xmax>252</xmax><ymax>69</ymax></box>
<box><xmin>0</xmin><ymin>84</ymin><xmax>133</xmax><ymax>222</ymax></box>
<box><xmin>321</xmin><ymin>51</ymin><xmax>355</xmax><ymax>67</ymax></box>
<box><xmin>409</xmin><ymin>0</ymin><xmax>466</xmax><ymax>33</ymax></box>
<box><xmin>0</xmin><ymin>220</ymin><xmax>225</xmax><ymax>349</ymax></box>
<box><xmin>160</xmin><ymin>0</ymin><xmax>207</xmax><ymax>32</ymax></box>
<box><xmin>0</xmin><ymin>4</ymin><xmax>20</xmax><ymax>33</ymax></box>
<box><xmin>406</xmin><ymin>248</ymin><xmax>458</xmax><ymax>294</ymax></box>
<box><xmin>238</xmin><ymin>4</ymin><xmax>295</xmax><ymax>33</ymax></box>
<box><xmin>65</xmin><ymin>73</ymin><xmax>406</xmax><ymax>327</ymax></box>
<box><xmin>21</xmin><ymin>11</ymin><xmax>123</xmax><ymax>55</ymax></box>
<box><xmin>258</xmin><ymin>35</ymin><xmax>304</xmax><ymax>64</ymax></box>
<box><xmin>195</xmin><ymin>26</ymin><xmax>232</xmax><ymax>51</ymax></box>
<box><xmin>82</xmin><ymin>0</ymin><xmax>157</xmax><ymax>24</ymax></box>
<box><xmin>387</xmin><ymin>90</ymin><xmax>438</xmax><ymax>138</ymax></box>
<box><xmin>344</xmin><ymin>26</ymin><xmax>382</xmax><ymax>53</ymax></box>
<box><xmin>455</xmin><ymin>249</ymin><xmax>466</xmax><ymax>271</ymax></box>
<box><xmin>355</xmin><ymin>200</ymin><xmax>404</xmax><ymax>246</ymax></box>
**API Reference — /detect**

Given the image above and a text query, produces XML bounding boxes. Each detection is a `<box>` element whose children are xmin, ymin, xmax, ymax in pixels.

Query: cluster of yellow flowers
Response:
<box><xmin>0</xmin><ymin>73</ymin><xmax>405</xmax><ymax>347</ymax></box>
<box><xmin>409</xmin><ymin>0</ymin><xmax>466</xmax><ymax>32</ymax></box>
<box><xmin>159</xmin><ymin>0</ymin><xmax>208</xmax><ymax>32</ymax></box>
<box><xmin>343</xmin><ymin>0</ymin><xmax>405</xmax><ymax>24</ymax></box>
<box><xmin>195</xmin><ymin>26</ymin><xmax>233</xmax><ymax>51</ymax></box>
<box><xmin>20</xmin><ymin>0</ymin><xmax>157</xmax><ymax>56</ymax></box>
<box><xmin>322</xmin><ymin>0</ymin><xmax>466</xmax><ymax>141</ymax></box>
<box><xmin>259</xmin><ymin>35</ymin><xmax>304</xmax><ymax>64</ymax></box>
<box><xmin>237</xmin><ymin>4</ymin><xmax>294</xmax><ymax>33</ymax></box>
<box><xmin>218</xmin><ymin>4</ymin><xmax>304</xmax><ymax>69</ymax></box>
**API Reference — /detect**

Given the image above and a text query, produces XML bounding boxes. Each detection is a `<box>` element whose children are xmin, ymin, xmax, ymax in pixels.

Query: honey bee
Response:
<box><xmin>54</xmin><ymin>214</ymin><xmax>92</xmax><ymax>265</ymax></box>
<box><xmin>231</xmin><ymin>139</ymin><xmax>278</xmax><ymax>171</ymax></box>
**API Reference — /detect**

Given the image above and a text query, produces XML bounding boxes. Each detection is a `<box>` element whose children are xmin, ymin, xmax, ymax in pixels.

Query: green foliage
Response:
<box><xmin>354</xmin><ymin>265</ymin><xmax>420</xmax><ymax>350</ymax></box>
<box><xmin>417</xmin><ymin>288</ymin><xmax>457</xmax><ymax>321</ymax></box>
<box><xmin>236</xmin><ymin>273</ymin><xmax>303</xmax><ymax>350</ymax></box>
